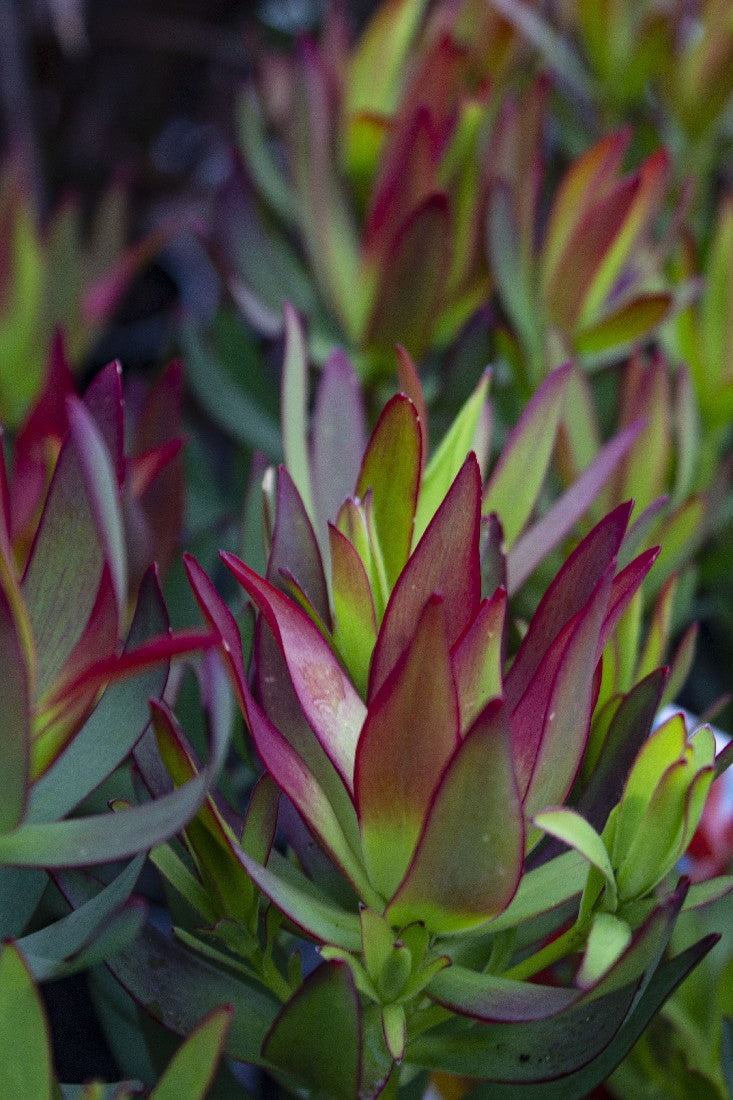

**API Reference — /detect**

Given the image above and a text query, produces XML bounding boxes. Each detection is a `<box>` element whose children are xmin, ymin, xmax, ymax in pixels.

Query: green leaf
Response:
<box><xmin>149</xmin><ymin>1006</ymin><xmax>232</xmax><ymax>1100</ymax></box>
<box><xmin>153</xmin><ymin>702</ymin><xmax>257</xmax><ymax>924</ymax></box>
<box><xmin>381</xmin><ymin>1002</ymin><xmax>406</xmax><ymax>1061</ymax></box>
<box><xmin>487</xmin><ymin>183</ymin><xmax>543</xmax><ymax>377</ymax></box>
<box><xmin>263</xmin><ymin>962</ymin><xmax>361</xmax><ymax>1099</ymax></box>
<box><xmin>577</xmin><ymin>912</ymin><xmax>632</xmax><ymax>987</ymax></box>
<box><xmin>0</xmin><ymin>943</ymin><xmax>53</xmax><ymax>1100</ymax></box>
<box><xmin>0</xmin><ymin>585</ymin><xmax>30</xmax><ymax>833</ymax></box>
<box><xmin>346</xmin><ymin>0</ymin><xmax>429</xmax><ymax>119</ymax></box>
<box><xmin>701</xmin><ymin>197</ymin><xmax>733</xmax><ymax>396</ymax></box>
<box><xmin>483</xmin><ymin>363</ymin><xmax>571</xmax><ymax>548</ymax></box>
<box><xmin>574</xmin><ymin>294</ymin><xmax>670</xmax><ymax>357</ymax></box>
<box><xmin>483</xmin><ymin>850</ymin><xmax>588</xmax><ymax>933</ymax></box>
<box><xmin>0</xmin><ymin>867</ymin><xmax>47</xmax><ymax>938</ymax></box>
<box><xmin>281</xmin><ymin>303</ymin><xmax>316</xmax><ymax>524</ymax></box>
<box><xmin>358</xmin><ymin>598</ymin><xmax>459</xmax><ymax>900</ymax></box>
<box><xmin>452</xmin><ymin>588</ymin><xmax>505</xmax><ymax>733</ymax></box>
<box><xmin>414</xmin><ymin>372</ymin><xmax>489</xmax><ymax>542</ymax></box>
<box><xmin>386</xmin><ymin>701</ymin><xmax>523</xmax><ymax>933</ymax></box>
<box><xmin>460</xmin><ymin>935</ymin><xmax>718</xmax><ymax>1098</ymax></box>
<box><xmin>507</xmin><ymin>421</ymin><xmax>642</xmax><ymax>593</ymax></box>
<box><xmin>533</xmin><ymin>807</ymin><xmax>617</xmax><ymax>911</ymax></box>
<box><xmin>236</xmin><ymin>89</ymin><xmax>296</xmax><ymax>223</ymax></box>
<box><xmin>22</xmin><ymin>421</ymin><xmax>105</xmax><ymax>699</ymax></box>
<box><xmin>98</xmin><ymin>920</ymin><xmax>279</xmax><ymax>1065</ymax></box>
<box><xmin>427</xmin><ymin>966</ymin><xmax>577</xmax><ymax>1023</ymax></box>
<box><xmin>330</xmin><ymin>523</ymin><xmax>377</xmax><ymax>697</ymax></box>
<box><xmin>363</xmin><ymin>195</ymin><xmax>450</xmax><ymax>361</ymax></box>
<box><xmin>27</xmin><ymin>567</ymin><xmax>169</xmax><ymax>823</ymax></box>
<box><xmin>369</xmin><ymin>455</ymin><xmax>481</xmax><ymax>700</ymax></box>
<box><xmin>181</xmin><ymin>323</ymin><xmax>282</xmax><ymax>457</ymax></box>
<box><xmin>17</xmin><ymin>856</ymin><xmax>144</xmax><ymax>980</ymax></box>
<box><xmin>66</xmin><ymin>396</ymin><xmax>127</xmax><ymax>614</ymax></box>
<box><xmin>235</xmin><ymin>847</ymin><xmax>362</xmax><ymax>951</ymax></box>
<box><xmin>356</xmin><ymin>395</ymin><xmax>421</xmax><ymax>589</ymax></box>
<box><xmin>0</xmin><ymin>682</ymin><xmax>230</xmax><ymax>867</ymax></box>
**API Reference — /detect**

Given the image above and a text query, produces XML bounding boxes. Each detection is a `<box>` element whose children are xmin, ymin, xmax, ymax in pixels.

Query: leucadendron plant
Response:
<box><xmin>109</xmin><ymin>312</ymin><xmax>731</xmax><ymax>1097</ymax></box>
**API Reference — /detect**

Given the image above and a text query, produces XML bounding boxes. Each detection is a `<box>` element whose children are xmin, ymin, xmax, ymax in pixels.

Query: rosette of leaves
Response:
<box><xmin>0</xmin><ymin>356</ymin><xmax>225</xmax><ymax>990</ymax></box>
<box><xmin>113</xmin><ymin>316</ymin><xmax>730</xmax><ymax>1097</ymax></box>
<box><xmin>215</xmin><ymin>0</ymin><xmax>526</xmax><ymax>377</ymax></box>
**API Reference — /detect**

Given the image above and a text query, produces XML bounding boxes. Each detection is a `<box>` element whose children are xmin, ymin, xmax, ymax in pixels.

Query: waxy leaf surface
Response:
<box><xmin>223</xmin><ymin>554</ymin><xmax>366</xmax><ymax>792</ymax></box>
<box><xmin>387</xmin><ymin>700</ymin><xmax>523</xmax><ymax>932</ymax></box>
<box><xmin>482</xmin><ymin>364</ymin><xmax>570</xmax><ymax>548</ymax></box>
<box><xmin>357</xmin><ymin>598</ymin><xmax>459</xmax><ymax>899</ymax></box>
<box><xmin>355</xmin><ymin>393</ymin><xmax>421</xmax><ymax>589</ymax></box>
<box><xmin>263</xmin><ymin>962</ymin><xmax>361</xmax><ymax>1100</ymax></box>
<box><xmin>369</xmin><ymin>454</ymin><xmax>481</xmax><ymax>700</ymax></box>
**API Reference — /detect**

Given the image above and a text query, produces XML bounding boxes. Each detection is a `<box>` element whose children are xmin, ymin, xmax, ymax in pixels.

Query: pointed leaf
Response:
<box><xmin>238</xmin><ymin>847</ymin><xmax>363</xmax><ymax>950</ymax></box>
<box><xmin>598</xmin><ymin>547</ymin><xmax>659</xmax><ymax>657</ymax></box>
<box><xmin>357</xmin><ymin>598</ymin><xmax>459</xmax><ymax>899</ymax></box>
<box><xmin>613</xmin><ymin>712</ymin><xmax>685</xmax><ymax>865</ymax></box>
<box><xmin>507</xmin><ymin>422</ymin><xmax>643</xmax><ymax>592</ymax></box>
<box><xmin>396</xmin><ymin>345</ymin><xmax>428</xmax><ymax>468</ymax></box>
<box><xmin>382</xmin><ymin>1003</ymin><xmax>406</xmax><ymax>1062</ymax></box>
<box><xmin>311</xmin><ymin>347</ymin><xmax>367</xmax><ymax>534</ymax></box>
<box><xmin>150</xmin><ymin>1006</ymin><xmax>232</xmax><ymax>1100</ymax></box>
<box><xmin>521</xmin><ymin>569</ymin><xmax>612</xmax><ymax>819</ymax></box>
<box><xmin>346</xmin><ymin>0</ymin><xmax>429</xmax><ymax>119</ymax></box>
<box><xmin>533</xmin><ymin>807</ymin><xmax>616</xmax><ymax>910</ymax></box>
<box><xmin>17</xmin><ymin>855</ymin><xmax>144</xmax><ymax>981</ymax></box>
<box><xmin>263</xmin><ymin>962</ymin><xmax>361</xmax><ymax>1100</ymax></box>
<box><xmin>387</xmin><ymin>700</ymin><xmax>523</xmax><ymax>932</ymax></box>
<box><xmin>369</xmin><ymin>454</ymin><xmax>481</xmax><ymax>700</ymax></box>
<box><xmin>364</xmin><ymin>194</ymin><xmax>450</xmax><ymax>359</ymax></box>
<box><xmin>22</xmin><ymin>421</ymin><xmax>104</xmax><ymax>697</ymax></box>
<box><xmin>428</xmin><ymin>967</ymin><xmax>577</xmax><ymax>1023</ymax></box>
<box><xmin>576</xmin><ymin>668</ymin><xmax>667</xmax><ymax>832</ymax></box>
<box><xmin>152</xmin><ymin>702</ymin><xmax>257</xmax><ymax>923</ymax></box>
<box><xmin>0</xmin><ymin>682</ymin><xmax>229</xmax><ymax>866</ymax></box>
<box><xmin>269</xmin><ymin>466</ymin><xmax>330</xmax><ymax>625</ymax></box>
<box><xmin>412</xmin><ymin>890</ymin><xmax>687</xmax><ymax>1078</ymax></box>
<box><xmin>541</xmin><ymin>131</ymin><xmax>630</xmax><ymax>297</ymax></box>
<box><xmin>575</xmin><ymin>294</ymin><xmax>671</xmax><ymax>356</ymax></box>
<box><xmin>452</xmin><ymin>587</ymin><xmax>506</xmax><ymax>734</ymax></box>
<box><xmin>281</xmin><ymin>303</ymin><xmax>316</xmax><ymax>525</ymax></box>
<box><xmin>99</xmin><ymin>919</ymin><xmax>279</xmax><ymax>1064</ymax></box>
<box><xmin>235</xmin><ymin>675</ymin><xmax>374</xmax><ymax>902</ymax></box>
<box><xmin>329</xmin><ymin>522</ymin><xmax>377</xmax><ymax>697</ymax></box>
<box><xmin>505</xmin><ymin>502</ymin><xmax>631</xmax><ymax>711</ymax></box>
<box><xmin>223</xmin><ymin>553</ymin><xmax>366</xmax><ymax>793</ymax></box>
<box><xmin>414</xmin><ymin>372</ymin><xmax>489</xmax><ymax>542</ymax></box>
<box><xmin>486</xmin><ymin>850</ymin><xmax>588</xmax><ymax>933</ymax></box>
<box><xmin>355</xmin><ymin>394</ymin><xmax>421</xmax><ymax>589</ymax></box>
<box><xmin>483</xmin><ymin>363</ymin><xmax>571</xmax><ymax>547</ymax></box>
<box><xmin>27</xmin><ymin>565</ymin><xmax>169</xmax><ymax>822</ymax></box>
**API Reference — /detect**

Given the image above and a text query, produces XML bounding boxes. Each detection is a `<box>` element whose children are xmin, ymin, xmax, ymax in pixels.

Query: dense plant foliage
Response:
<box><xmin>0</xmin><ymin>0</ymin><xmax>731</xmax><ymax>1097</ymax></box>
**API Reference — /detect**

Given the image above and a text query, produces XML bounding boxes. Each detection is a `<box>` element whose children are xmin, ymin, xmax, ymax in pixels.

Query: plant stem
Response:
<box><xmin>502</xmin><ymin>920</ymin><xmax>587</xmax><ymax>982</ymax></box>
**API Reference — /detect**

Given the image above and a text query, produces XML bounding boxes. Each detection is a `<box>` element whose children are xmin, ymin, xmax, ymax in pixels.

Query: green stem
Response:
<box><xmin>502</xmin><ymin>920</ymin><xmax>588</xmax><ymax>982</ymax></box>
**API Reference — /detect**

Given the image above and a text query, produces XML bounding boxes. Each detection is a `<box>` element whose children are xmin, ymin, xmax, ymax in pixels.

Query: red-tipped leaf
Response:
<box><xmin>369</xmin><ymin>454</ymin><xmax>481</xmax><ymax>700</ymax></box>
